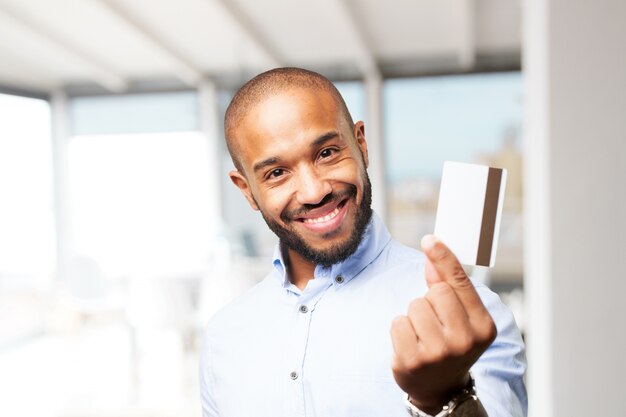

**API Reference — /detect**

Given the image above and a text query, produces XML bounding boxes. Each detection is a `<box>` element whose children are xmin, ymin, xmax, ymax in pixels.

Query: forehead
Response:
<box><xmin>233</xmin><ymin>87</ymin><xmax>348</xmax><ymax>170</ymax></box>
<box><xmin>248</xmin><ymin>86</ymin><xmax>341</xmax><ymax>134</ymax></box>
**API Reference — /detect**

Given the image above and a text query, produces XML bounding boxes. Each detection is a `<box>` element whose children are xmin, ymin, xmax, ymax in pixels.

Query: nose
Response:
<box><xmin>294</xmin><ymin>166</ymin><xmax>332</xmax><ymax>206</ymax></box>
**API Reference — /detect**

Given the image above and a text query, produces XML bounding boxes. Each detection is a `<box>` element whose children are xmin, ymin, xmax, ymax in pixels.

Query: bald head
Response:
<box><xmin>224</xmin><ymin>67</ymin><xmax>355</xmax><ymax>172</ymax></box>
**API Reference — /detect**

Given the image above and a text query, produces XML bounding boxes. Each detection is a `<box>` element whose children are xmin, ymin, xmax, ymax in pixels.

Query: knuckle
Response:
<box><xmin>426</xmin><ymin>282</ymin><xmax>453</xmax><ymax>300</ymax></box>
<box><xmin>390</xmin><ymin>316</ymin><xmax>411</xmax><ymax>342</ymax></box>
<box><xmin>476</xmin><ymin>318</ymin><xmax>498</xmax><ymax>344</ymax></box>
<box><xmin>485</xmin><ymin>320</ymin><xmax>498</xmax><ymax>342</ymax></box>
<box><xmin>408</xmin><ymin>298</ymin><xmax>427</xmax><ymax>316</ymax></box>
<box><xmin>451</xmin><ymin>267</ymin><xmax>471</xmax><ymax>287</ymax></box>
<box><xmin>390</xmin><ymin>315</ymin><xmax>408</xmax><ymax>332</ymax></box>
<box><xmin>390</xmin><ymin>353</ymin><xmax>404</xmax><ymax>372</ymax></box>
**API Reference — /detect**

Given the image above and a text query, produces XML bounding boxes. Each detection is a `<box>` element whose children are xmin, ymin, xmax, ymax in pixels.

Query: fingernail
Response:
<box><xmin>420</xmin><ymin>234</ymin><xmax>439</xmax><ymax>251</ymax></box>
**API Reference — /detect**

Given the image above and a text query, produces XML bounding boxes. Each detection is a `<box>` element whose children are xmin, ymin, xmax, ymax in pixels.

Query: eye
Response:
<box><xmin>319</xmin><ymin>148</ymin><xmax>337</xmax><ymax>159</ymax></box>
<box><xmin>268</xmin><ymin>168</ymin><xmax>285</xmax><ymax>178</ymax></box>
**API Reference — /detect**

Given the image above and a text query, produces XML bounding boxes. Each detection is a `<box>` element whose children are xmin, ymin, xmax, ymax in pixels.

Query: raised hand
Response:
<box><xmin>390</xmin><ymin>235</ymin><xmax>497</xmax><ymax>413</ymax></box>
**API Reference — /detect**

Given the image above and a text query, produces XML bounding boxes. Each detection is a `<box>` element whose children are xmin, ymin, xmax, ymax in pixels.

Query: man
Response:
<box><xmin>200</xmin><ymin>68</ymin><xmax>527</xmax><ymax>417</ymax></box>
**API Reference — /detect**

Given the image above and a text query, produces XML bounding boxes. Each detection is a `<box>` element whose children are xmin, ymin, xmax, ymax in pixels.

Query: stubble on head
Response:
<box><xmin>224</xmin><ymin>67</ymin><xmax>355</xmax><ymax>174</ymax></box>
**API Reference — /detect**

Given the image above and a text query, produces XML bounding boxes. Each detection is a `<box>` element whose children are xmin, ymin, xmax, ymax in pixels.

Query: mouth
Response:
<box><xmin>297</xmin><ymin>198</ymin><xmax>346</xmax><ymax>222</ymax></box>
<box><xmin>295</xmin><ymin>199</ymin><xmax>350</xmax><ymax>233</ymax></box>
<box><xmin>301</xmin><ymin>203</ymin><xmax>343</xmax><ymax>224</ymax></box>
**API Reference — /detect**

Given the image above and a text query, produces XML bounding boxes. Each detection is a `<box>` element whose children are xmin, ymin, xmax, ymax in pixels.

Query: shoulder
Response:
<box><xmin>377</xmin><ymin>238</ymin><xmax>426</xmax><ymax>267</ymax></box>
<box><xmin>372</xmin><ymin>237</ymin><xmax>427</xmax><ymax>279</ymax></box>
<box><xmin>349</xmin><ymin>238</ymin><xmax>429</xmax><ymax>300</ymax></box>
<box><xmin>387</xmin><ymin>238</ymin><xmax>426</xmax><ymax>263</ymax></box>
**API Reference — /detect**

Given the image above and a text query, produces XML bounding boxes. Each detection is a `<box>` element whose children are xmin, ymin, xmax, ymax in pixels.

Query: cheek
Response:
<box><xmin>331</xmin><ymin>161</ymin><xmax>366</xmax><ymax>189</ymax></box>
<box><xmin>259</xmin><ymin>187</ymin><xmax>293</xmax><ymax>218</ymax></box>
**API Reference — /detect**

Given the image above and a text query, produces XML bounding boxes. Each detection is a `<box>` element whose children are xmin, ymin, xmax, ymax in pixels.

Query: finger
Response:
<box><xmin>420</xmin><ymin>234</ymin><xmax>484</xmax><ymax>314</ymax></box>
<box><xmin>407</xmin><ymin>298</ymin><xmax>446</xmax><ymax>360</ymax></box>
<box><xmin>390</xmin><ymin>315</ymin><xmax>422</xmax><ymax>368</ymax></box>
<box><xmin>424</xmin><ymin>283</ymin><xmax>477</xmax><ymax>355</ymax></box>
<box><xmin>424</xmin><ymin>282</ymin><xmax>470</xmax><ymax>333</ymax></box>
<box><xmin>421</xmin><ymin>234</ymin><xmax>470</xmax><ymax>290</ymax></box>
<box><xmin>424</xmin><ymin>258</ymin><xmax>443</xmax><ymax>287</ymax></box>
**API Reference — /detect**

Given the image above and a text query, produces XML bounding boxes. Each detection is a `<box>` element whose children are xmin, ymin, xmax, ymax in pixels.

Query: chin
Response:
<box><xmin>262</xmin><ymin>172</ymin><xmax>373</xmax><ymax>267</ymax></box>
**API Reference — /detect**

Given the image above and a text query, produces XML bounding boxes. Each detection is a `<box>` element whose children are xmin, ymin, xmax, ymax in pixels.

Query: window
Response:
<box><xmin>0</xmin><ymin>93</ymin><xmax>53</xmax><ymax>351</ymax></box>
<box><xmin>68</xmin><ymin>92</ymin><xmax>212</xmax><ymax>277</ymax></box>
<box><xmin>0</xmin><ymin>93</ymin><xmax>54</xmax><ymax>289</ymax></box>
<box><xmin>384</xmin><ymin>72</ymin><xmax>523</xmax><ymax>289</ymax></box>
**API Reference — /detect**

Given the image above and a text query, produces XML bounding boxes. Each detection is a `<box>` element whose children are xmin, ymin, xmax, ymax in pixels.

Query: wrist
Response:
<box><xmin>408</xmin><ymin>374</ymin><xmax>471</xmax><ymax>413</ymax></box>
<box><xmin>405</xmin><ymin>374</ymin><xmax>477</xmax><ymax>417</ymax></box>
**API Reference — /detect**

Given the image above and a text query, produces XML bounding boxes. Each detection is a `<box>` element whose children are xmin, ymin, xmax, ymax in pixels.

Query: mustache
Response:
<box><xmin>280</xmin><ymin>186</ymin><xmax>357</xmax><ymax>222</ymax></box>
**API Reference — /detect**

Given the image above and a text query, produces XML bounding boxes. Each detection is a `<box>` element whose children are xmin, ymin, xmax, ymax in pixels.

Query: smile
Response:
<box><xmin>295</xmin><ymin>199</ymin><xmax>350</xmax><ymax>234</ymax></box>
<box><xmin>302</xmin><ymin>206</ymin><xmax>341</xmax><ymax>224</ymax></box>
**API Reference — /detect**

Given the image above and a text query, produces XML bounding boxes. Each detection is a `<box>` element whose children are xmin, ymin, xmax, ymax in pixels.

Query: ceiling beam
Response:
<box><xmin>212</xmin><ymin>0</ymin><xmax>283</xmax><ymax>68</ymax></box>
<box><xmin>0</xmin><ymin>82</ymin><xmax>50</xmax><ymax>100</ymax></box>
<box><xmin>332</xmin><ymin>0</ymin><xmax>380</xmax><ymax>79</ymax></box>
<box><xmin>95</xmin><ymin>0</ymin><xmax>204</xmax><ymax>87</ymax></box>
<box><xmin>0</xmin><ymin>40</ymin><xmax>59</xmax><ymax>92</ymax></box>
<box><xmin>0</xmin><ymin>61</ymin><xmax>57</xmax><ymax>93</ymax></box>
<box><xmin>0</xmin><ymin>5</ymin><xmax>127</xmax><ymax>92</ymax></box>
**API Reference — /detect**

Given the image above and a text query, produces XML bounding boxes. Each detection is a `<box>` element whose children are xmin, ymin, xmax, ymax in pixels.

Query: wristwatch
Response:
<box><xmin>404</xmin><ymin>374</ymin><xmax>478</xmax><ymax>417</ymax></box>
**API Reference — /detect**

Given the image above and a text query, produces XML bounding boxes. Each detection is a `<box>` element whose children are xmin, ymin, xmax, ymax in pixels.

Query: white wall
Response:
<box><xmin>524</xmin><ymin>1</ymin><xmax>626</xmax><ymax>416</ymax></box>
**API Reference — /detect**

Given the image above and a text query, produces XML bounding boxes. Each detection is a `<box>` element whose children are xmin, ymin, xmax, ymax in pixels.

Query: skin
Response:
<box><xmin>392</xmin><ymin>235</ymin><xmax>495</xmax><ymax>413</ymax></box>
<box><xmin>229</xmin><ymin>86</ymin><xmax>370</xmax><ymax>288</ymax></box>
<box><xmin>228</xmin><ymin>85</ymin><xmax>494</xmax><ymax>415</ymax></box>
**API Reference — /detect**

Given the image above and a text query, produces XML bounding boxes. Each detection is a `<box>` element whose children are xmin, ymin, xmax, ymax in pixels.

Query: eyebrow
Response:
<box><xmin>253</xmin><ymin>156</ymin><xmax>281</xmax><ymax>174</ymax></box>
<box><xmin>252</xmin><ymin>131</ymin><xmax>342</xmax><ymax>174</ymax></box>
<box><xmin>311</xmin><ymin>131</ymin><xmax>340</xmax><ymax>149</ymax></box>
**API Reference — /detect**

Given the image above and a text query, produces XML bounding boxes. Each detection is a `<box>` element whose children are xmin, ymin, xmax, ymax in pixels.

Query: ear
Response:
<box><xmin>229</xmin><ymin>170</ymin><xmax>259</xmax><ymax>211</ymax></box>
<box><xmin>353</xmin><ymin>121</ymin><xmax>369</xmax><ymax>168</ymax></box>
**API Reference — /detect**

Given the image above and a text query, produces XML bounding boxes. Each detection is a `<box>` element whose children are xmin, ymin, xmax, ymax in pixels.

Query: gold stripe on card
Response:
<box><xmin>476</xmin><ymin>168</ymin><xmax>502</xmax><ymax>266</ymax></box>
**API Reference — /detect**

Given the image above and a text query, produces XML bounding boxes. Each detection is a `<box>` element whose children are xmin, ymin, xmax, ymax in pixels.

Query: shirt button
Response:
<box><xmin>335</xmin><ymin>275</ymin><xmax>344</xmax><ymax>284</ymax></box>
<box><xmin>299</xmin><ymin>305</ymin><xmax>308</xmax><ymax>314</ymax></box>
<box><xmin>290</xmin><ymin>371</ymin><xmax>298</xmax><ymax>380</ymax></box>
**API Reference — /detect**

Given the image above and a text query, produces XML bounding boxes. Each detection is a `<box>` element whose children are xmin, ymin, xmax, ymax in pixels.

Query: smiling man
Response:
<box><xmin>200</xmin><ymin>68</ymin><xmax>527</xmax><ymax>417</ymax></box>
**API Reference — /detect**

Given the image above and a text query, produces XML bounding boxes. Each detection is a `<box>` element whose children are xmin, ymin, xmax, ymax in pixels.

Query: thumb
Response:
<box><xmin>420</xmin><ymin>234</ymin><xmax>473</xmax><ymax>293</ymax></box>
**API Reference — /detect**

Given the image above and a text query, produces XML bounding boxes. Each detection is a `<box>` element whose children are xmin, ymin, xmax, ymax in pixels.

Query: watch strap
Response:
<box><xmin>404</xmin><ymin>374</ymin><xmax>478</xmax><ymax>417</ymax></box>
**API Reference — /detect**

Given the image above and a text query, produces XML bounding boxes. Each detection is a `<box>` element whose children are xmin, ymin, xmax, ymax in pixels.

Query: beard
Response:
<box><xmin>257</xmin><ymin>171</ymin><xmax>373</xmax><ymax>268</ymax></box>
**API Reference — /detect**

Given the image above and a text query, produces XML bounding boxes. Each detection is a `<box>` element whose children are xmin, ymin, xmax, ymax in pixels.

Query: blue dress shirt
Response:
<box><xmin>200</xmin><ymin>213</ymin><xmax>527</xmax><ymax>416</ymax></box>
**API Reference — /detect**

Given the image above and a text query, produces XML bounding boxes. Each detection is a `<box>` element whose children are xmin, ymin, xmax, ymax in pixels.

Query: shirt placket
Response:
<box><xmin>284</xmin><ymin>276</ymin><xmax>332</xmax><ymax>417</ymax></box>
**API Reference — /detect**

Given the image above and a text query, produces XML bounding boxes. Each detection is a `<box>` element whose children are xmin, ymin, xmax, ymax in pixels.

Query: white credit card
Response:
<box><xmin>434</xmin><ymin>161</ymin><xmax>507</xmax><ymax>267</ymax></box>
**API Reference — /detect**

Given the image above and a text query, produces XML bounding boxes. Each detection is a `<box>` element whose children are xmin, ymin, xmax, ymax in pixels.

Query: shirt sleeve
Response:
<box><xmin>199</xmin><ymin>332</ymin><xmax>220</xmax><ymax>417</ymax></box>
<box><xmin>472</xmin><ymin>283</ymin><xmax>528</xmax><ymax>417</ymax></box>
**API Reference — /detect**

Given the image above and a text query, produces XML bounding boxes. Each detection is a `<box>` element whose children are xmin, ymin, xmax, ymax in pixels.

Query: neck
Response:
<box><xmin>283</xmin><ymin>247</ymin><xmax>316</xmax><ymax>290</ymax></box>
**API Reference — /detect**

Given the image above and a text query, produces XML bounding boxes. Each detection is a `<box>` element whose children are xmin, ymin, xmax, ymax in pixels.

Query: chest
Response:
<box><xmin>210</xmin><ymin>276</ymin><xmax>421</xmax><ymax>416</ymax></box>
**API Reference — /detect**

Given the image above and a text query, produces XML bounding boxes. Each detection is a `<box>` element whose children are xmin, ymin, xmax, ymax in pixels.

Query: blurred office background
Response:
<box><xmin>0</xmin><ymin>1</ymin><xmax>623</xmax><ymax>416</ymax></box>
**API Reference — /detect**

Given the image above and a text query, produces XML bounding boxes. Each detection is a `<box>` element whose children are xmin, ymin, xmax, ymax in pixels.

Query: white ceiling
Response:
<box><xmin>0</xmin><ymin>0</ymin><xmax>521</xmax><ymax>94</ymax></box>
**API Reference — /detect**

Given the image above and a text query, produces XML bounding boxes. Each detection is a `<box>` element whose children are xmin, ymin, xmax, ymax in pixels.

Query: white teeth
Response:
<box><xmin>303</xmin><ymin>207</ymin><xmax>340</xmax><ymax>224</ymax></box>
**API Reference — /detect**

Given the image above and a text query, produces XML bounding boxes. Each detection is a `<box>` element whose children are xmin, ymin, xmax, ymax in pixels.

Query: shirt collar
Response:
<box><xmin>271</xmin><ymin>211</ymin><xmax>391</xmax><ymax>288</ymax></box>
<box><xmin>271</xmin><ymin>244</ymin><xmax>289</xmax><ymax>287</ymax></box>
